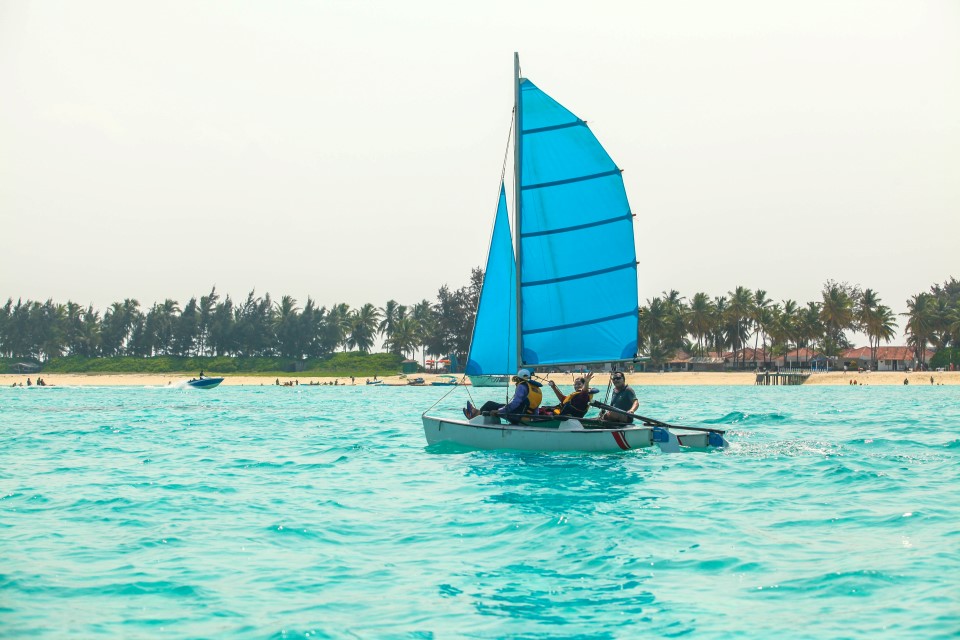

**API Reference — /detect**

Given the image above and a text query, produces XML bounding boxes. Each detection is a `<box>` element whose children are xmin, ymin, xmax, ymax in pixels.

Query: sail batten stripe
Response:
<box><xmin>521</xmin><ymin>261</ymin><xmax>635</xmax><ymax>287</ymax></box>
<box><xmin>522</xmin><ymin>169</ymin><xmax>620</xmax><ymax>191</ymax></box>
<box><xmin>522</xmin><ymin>120</ymin><xmax>583</xmax><ymax>135</ymax></box>
<box><xmin>521</xmin><ymin>213</ymin><xmax>631</xmax><ymax>239</ymax></box>
<box><xmin>521</xmin><ymin>309</ymin><xmax>639</xmax><ymax>336</ymax></box>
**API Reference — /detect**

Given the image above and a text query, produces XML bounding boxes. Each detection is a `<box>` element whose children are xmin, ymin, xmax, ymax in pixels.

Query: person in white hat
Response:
<box><xmin>463</xmin><ymin>368</ymin><xmax>544</xmax><ymax>423</ymax></box>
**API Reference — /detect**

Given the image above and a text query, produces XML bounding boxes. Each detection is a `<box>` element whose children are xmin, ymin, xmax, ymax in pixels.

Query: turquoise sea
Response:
<box><xmin>1</xmin><ymin>383</ymin><xmax>958</xmax><ymax>639</ymax></box>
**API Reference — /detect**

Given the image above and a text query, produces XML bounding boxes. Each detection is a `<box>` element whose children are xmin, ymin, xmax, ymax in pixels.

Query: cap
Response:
<box><xmin>516</xmin><ymin>368</ymin><xmax>531</xmax><ymax>379</ymax></box>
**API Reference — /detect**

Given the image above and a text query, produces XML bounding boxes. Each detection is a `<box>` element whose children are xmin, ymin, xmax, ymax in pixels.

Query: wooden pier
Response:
<box><xmin>755</xmin><ymin>372</ymin><xmax>810</xmax><ymax>386</ymax></box>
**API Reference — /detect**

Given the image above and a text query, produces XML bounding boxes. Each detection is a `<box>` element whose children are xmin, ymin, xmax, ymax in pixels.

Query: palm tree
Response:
<box><xmin>378</xmin><ymin>300</ymin><xmax>402</xmax><ymax>345</ymax></box>
<box><xmin>347</xmin><ymin>303</ymin><xmax>382</xmax><ymax>353</ymax></box>
<box><xmin>326</xmin><ymin>303</ymin><xmax>352</xmax><ymax>352</ymax></box>
<box><xmin>153</xmin><ymin>299</ymin><xmax>181</xmax><ymax>355</ymax></box>
<box><xmin>686</xmin><ymin>292</ymin><xmax>713</xmax><ymax>356</ymax></box>
<box><xmin>101</xmin><ymin>299</ymin><xmax>141</xmax><ymax>356</ymax></box>
<box><xmin>710</xmin><ymin>296</ymin><xmax>729</xmax><ymax>357</ymax></box>
<box><xmin>661</xmin><ymin>290</ymin><xmax>687</xmax><ymax>351</ymax></box>
<box><xmin>874</xmin><ymin>305</ymin><xmax>898</xmax><ymax>364</ymax></box>
<box><xmin>904</xmin><ymin>293</ymin><xmax>937</xmax><ymax>366</ymax></box>
<box><xmin>929</xmin><ymin>296</ymin><xmax>953</xmax><ymax>351</ymax></box>
<box><xmin>776</xmin><ymin>299</ymin><xmax>799</xmax><ymax>365</ymax></box>
<box><xmin>410</xmin><ymin>299</ymin><xmax>435</xmax><ymax>365</ymax></box>
<box><xmin>819</xmin><ymin>281</ymin><xmax>856</xmax><ymax>356</ymax></box>
<box><xmin>639</xmin><ymin>297</ymin><xmax>668</xmax><ymax>358</ymax></box>
<box><xmin>383</xmin><ymin>316</ymin><xmax>418</xmax><ymax>357</ymax></box>
<box><xmin>797</xmin><ymin>301</ymin><xmax>822</xmax><ymax>351</ymax></box>
<box><xmin>946</xmin><ymin>307</ymin><xmax>960</xmax><ymax>350</ymax></box>
<box><xmin>727</xmin><ymin>286</ymin><xmax>753</xmax><ymax>368</ymax></box>
<box><xmin>197</xmin><ymin>287</ymin><xmax>220</xmax><ymax>356</ymax></box>
<box><xmin>274</xmin><ymin>295</ymin><xmax>302</xmax><ymax>358</ymax></box>
<box><xmin>858</xmin><ymin>289</ymin><xmax>898</xmax><ymax>370</ymax></box>
<box><xmin>752</xmin><ymin>289</ymin><xmax>772</xmax><ymax>363</ymax></box>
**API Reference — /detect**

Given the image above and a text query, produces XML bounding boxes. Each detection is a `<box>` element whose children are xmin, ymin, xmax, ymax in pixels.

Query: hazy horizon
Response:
<box><xmin>2</xmin><ymin>1</ymin><xmax>958</xmax><ymax>342</ymax></box>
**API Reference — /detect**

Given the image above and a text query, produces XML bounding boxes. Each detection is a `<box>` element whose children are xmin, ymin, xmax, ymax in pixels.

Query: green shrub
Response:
<box><xmin>930</xmin><ymin>348</ymin><xmax>960</xmax><ymax>368</ymax></box>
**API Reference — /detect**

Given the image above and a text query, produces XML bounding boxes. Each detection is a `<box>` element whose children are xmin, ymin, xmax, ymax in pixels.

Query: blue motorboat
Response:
<box><xmin>187</xmin><ymin>376</ymin><xmax>224</xmax><ymax>389</ymax></box>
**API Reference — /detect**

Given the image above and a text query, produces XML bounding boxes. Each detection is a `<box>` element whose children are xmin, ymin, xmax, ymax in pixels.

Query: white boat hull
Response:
<box><xmin>468</xmin><ymin>375</ymin><xmax>511</xmax><ymax>387</ymax></box>
<box><xmin>422</xmin><ymin>414</ymin><xmax>653</xmax><ymax>452</ymax></box>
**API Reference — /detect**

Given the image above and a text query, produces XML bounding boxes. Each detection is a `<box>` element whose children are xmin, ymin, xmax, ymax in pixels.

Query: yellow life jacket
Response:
<box><xmin>518</xmin><ymin>380</ymin><xmax>543</xmax><ymax>412</ymax></box>
<box><xmin>553</xmin><ymin>389</ymin><xmax>591</xmax><ymax>417</ymax></box>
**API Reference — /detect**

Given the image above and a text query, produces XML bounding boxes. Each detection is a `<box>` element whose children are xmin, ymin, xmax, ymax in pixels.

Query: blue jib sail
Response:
<box><xmin>518</xmin><ymin>79</ymin><xmax>639</xmax><ymax>366</ymax></box>
<box><xmin>466</xmin><ymin>184</ymin><xmax>517</xmax><ymax>375</ymax></box>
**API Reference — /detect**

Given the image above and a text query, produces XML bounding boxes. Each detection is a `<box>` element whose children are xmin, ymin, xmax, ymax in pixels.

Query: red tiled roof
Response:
<box><xmin>841</xmin><ymin>346</ymin><xmax>935</xmax><ymax>361</ymax></box>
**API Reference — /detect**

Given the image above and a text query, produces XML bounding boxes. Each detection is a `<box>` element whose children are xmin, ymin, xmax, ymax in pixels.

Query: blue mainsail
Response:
<box><xmin>465</xmin><ymin>184</ymin><xmax>517</xmax><ymax>375</ymax></box>
<box><xmin>517</xmin><ymin>79</ymin><xmax>639</xmax><ymax>366</ymax></box>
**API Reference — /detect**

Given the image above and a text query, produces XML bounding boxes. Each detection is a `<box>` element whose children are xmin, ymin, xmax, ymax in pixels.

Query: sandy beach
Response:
<box><xmin>4</xmin><ymin>370</ymin><xmax>958</xmax><ymax>388</ymax></box>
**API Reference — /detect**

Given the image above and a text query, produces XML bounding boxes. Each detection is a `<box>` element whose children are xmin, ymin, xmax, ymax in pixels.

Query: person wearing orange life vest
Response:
<box><xmin>464</xmin><ymin>369</ymin><xmax>543</xmax><ymax>424</ymax></box>
<box><xmin>542</xmin><ymin>372</ymin><xmax>597</xmax><ymax>418</ymax></box>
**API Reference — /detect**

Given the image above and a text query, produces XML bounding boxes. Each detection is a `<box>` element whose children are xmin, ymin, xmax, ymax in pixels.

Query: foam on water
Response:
<box><xmin>1</xmin><ymin>384</ymin><xmax>959</xmax><ymax>638</ymax></box>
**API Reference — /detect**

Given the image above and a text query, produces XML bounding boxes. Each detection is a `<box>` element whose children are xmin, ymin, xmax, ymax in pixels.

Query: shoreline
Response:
<box><xmin>4</xmin><ymin>371</ymin><xmax>958</xmax><ymax>387</ymax></box>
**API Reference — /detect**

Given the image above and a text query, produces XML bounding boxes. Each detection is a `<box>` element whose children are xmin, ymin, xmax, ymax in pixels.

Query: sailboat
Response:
<box><xmin>422</xmin><ymin>54</ymin><xmax>728</xmax><ymax>452</ymax></box>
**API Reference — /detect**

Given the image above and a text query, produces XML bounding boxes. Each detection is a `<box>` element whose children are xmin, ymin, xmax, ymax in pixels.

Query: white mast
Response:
<box><xmin>513</xmin><ymin>52</ymin><xmax>523</xmax><ymax>369</ymax></box>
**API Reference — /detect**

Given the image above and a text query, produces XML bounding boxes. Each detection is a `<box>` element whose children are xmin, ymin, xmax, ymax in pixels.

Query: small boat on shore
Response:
<box><xmin>430</xmin><ymin>375</ymin><xmax>460</xmax><ymax>387</ymax></box>
<box><xmin>187</xmin><ymin>377</ymin><xmax>223</xmax><ymax>389</ymax></box>
<box><xmin>406</xmin><ymin>377</ymin><xmax>426</xmax><ymax>386</ymax></box>
<box><xmin>366</xmin><ymin>379</ymin><xmax>383</xmax><ymax>385</ymax></box>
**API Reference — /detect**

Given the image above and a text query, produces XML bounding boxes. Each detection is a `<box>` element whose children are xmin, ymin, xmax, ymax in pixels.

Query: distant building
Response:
<box><xmin>723</xmin><ymin>347</ymin><xmax>774</xmax><ymax>370</ymax></box>
<box><xmin>840</xmin><ymin>346</ymin><xmax>935</xmax><ymax>371</ymax></box>
<box><xmin>774</xmin><ymin>348</ymin><xmax>821</xmax><ymax>369</ymax></box>
<box><xmin>664</xmin><ymin>350</ymin><xmax>726</xmax><ymax>372</ymax></box>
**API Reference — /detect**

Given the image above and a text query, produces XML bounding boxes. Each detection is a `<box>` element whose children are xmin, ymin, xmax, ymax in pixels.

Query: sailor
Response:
<box><xmin>464</xmin><ymin>368</ymin><xmax>543</xmax><ymax>423</ymax></box>
<box><xmin>599</xmin><ymin>372</ymin><xmax>638</xmax><ymax>423</ymax></box>
<box><xmin>543</xmin><ymin>373</ymin><xmax>597</xmax><ymax>418</ymax></box>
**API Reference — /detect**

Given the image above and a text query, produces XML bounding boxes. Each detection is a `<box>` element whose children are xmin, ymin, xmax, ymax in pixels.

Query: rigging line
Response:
<box><xmin>499</xmin><ymin>109</ymin><xmax>515</xmax><ymax>185</ymax></box>
<box><xmin>499</xmin><ymin>108</ymin><xmax>515</xmax><ymax>379</ymax></box>
<box><xmin>424</xmin><ymin>376</ymin><xmax>468</xmax><ymax>416</ymax></box>
<box><xmin>603</xmin><ymin>371</ymin><xmax>615</xmax><ymax>405</ymax></box>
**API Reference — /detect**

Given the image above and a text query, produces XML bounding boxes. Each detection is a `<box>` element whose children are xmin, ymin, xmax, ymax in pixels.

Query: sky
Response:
<box><xmin>2</xmin><ymin>0</ymin><xmax>958</xmax><ymax>340</ymax></box>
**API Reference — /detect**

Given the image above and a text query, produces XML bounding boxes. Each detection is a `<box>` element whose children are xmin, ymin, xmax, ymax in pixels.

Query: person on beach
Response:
<box><xmin>599</xmin><ymin>372</ymin><xmax>638</xmax><ymax>423</ymax></box>
<box><xmin>199</xmin><ymin>370</ymin><xmax>205</xmax><ymax>379</ymax></box>
<box><xmin>463</xmin><ymin>368</ymin><xmax>543</xmax><ymax>424</ymax></box>
<box><xmin>542</xmin><ymin>373</ymin><xmax>597</xmax><ymax>418</ymax></box>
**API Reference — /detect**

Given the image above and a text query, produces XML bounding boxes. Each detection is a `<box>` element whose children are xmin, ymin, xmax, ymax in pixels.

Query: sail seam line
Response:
<box><xmin>522</xmin><ymin>309</ymin><xmax>639</xmax><ymax>335</ymax></box>
<box><xmin>522</xmin><ymin>120</ymin><xmax>584</xmax><ymax>135</ymax></box>
<box><xmin>521</xmin><ymin>261</ymin><xmax>636</xmax><ymax>287</ymax></box>
<box><xmin>521</xmin><ymin>213</ymin><xmax>631</xmax><ymax>238</ymax></box>
<box><xmin>521</xmin><ymin>169</ymin><xmax>620</xmax><ymax>191</ymax></box>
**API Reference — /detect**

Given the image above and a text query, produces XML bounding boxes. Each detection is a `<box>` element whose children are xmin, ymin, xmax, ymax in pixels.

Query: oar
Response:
<box><xmin>590</xmin><ymin>401</ymin><xmax>726</xmax><ymax>435</ymax></box>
